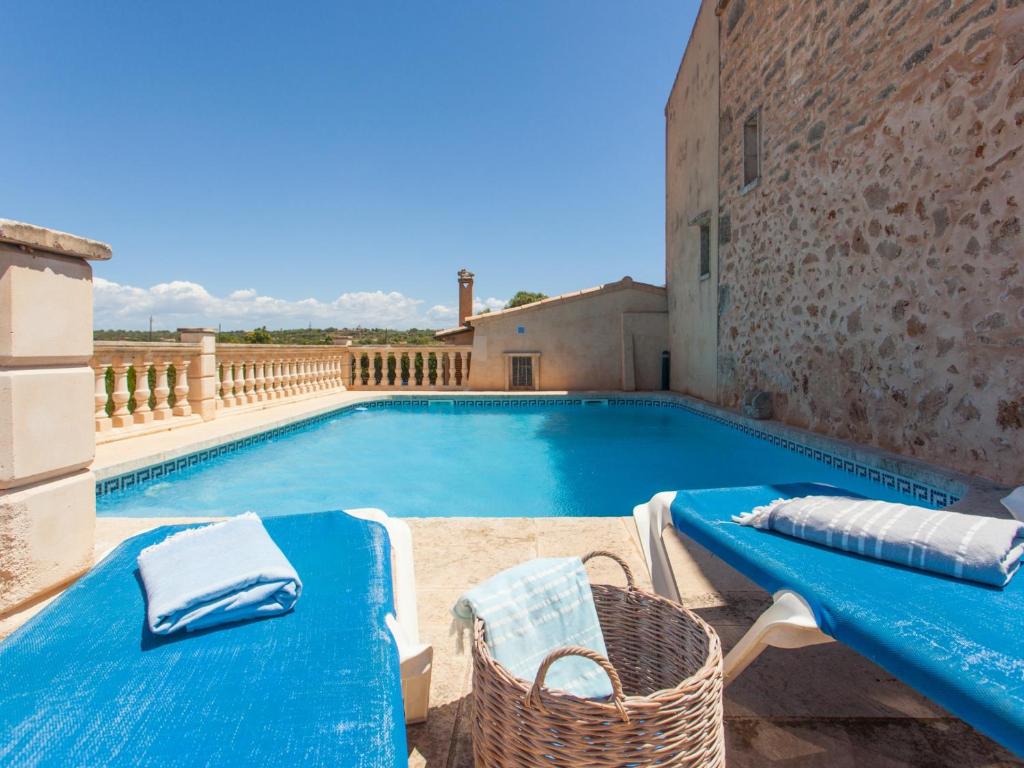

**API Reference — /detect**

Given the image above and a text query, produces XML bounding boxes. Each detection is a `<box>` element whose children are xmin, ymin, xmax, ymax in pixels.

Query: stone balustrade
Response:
<box><xmin>90</xmin><ymin>337</ymin><xmax>472</xmax><ymax>439</ymax></box>
<box><xmin>92</xmin><ymin>341</ymin><xmax>203</xmax><ymax>435</ymax></box>
<box><xmin>346</xmin><ymin>346</ymin><xmax>471</xmax><ymax>390</ymax></box>
<box><xmin>215</xmin><ymin>344</ymin><xmax>349</xmax><ymax>409</ymax></box>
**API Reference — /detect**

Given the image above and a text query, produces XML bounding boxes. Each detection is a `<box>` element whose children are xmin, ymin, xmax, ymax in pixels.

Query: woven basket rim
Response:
<box><xmin>472</xmin><ymin>581</ymin><xmax>723</xmax><ymax>709</ymax></box>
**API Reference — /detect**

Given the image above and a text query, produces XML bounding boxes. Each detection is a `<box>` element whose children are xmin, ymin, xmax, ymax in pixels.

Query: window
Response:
<box><xmin>743</xmin><ymin>110</ymin><xmax>760</xmax><ymax>187</ymax></box>
<box><xmin>510</xmin><ymin>355</ymin><xmax>533</xmax><ymax>389</ymax></box>
<box><xmin>699</xmin><ymin>222</ymin><xmax>711</xmax><ymax>278</ymax></box>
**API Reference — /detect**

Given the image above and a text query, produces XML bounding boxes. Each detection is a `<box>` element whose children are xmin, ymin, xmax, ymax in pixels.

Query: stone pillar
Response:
<box><xmin>178</xmin><ymin>328</ymin><xmax>217</xmax><ymax>421</ymax></box>
<box><xmin>0</xmin><ymin>219</ymin><xmax>112</xmax><ymax>613</ymax></box>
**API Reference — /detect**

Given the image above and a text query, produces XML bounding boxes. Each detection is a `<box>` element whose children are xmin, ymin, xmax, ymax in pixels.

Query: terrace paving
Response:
<box><xmin>3</xmin><ymin>515</ymin><xmax>1016</xmax><ymax>767</ymax></box>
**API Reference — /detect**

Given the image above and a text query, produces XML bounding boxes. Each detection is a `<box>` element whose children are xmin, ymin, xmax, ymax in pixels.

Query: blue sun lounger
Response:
<box><xmin>634</xmin><ymin>483</ymin><xmax>1024</xmax><ymax>757</ymax></box>
<box><xmin>0</xmin><ymin>510</ymin><xmax>432</xmax><ymax>767</ymax></box>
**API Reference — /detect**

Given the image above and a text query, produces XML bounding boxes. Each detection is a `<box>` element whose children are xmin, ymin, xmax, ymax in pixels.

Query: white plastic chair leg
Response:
<box><xmin>386</xmin><ymin>614</ymin><xmax>434</xmax><ymax>725</ymax></box>
<box><xmin>632</xmin><ymin>491</ymin><xmax>682</xmax><ymax>603</ymax></box>
<box><xmin>722</xmin><ymin>590</ymin><xmax>833</xmax><ymax>685</ymax></box>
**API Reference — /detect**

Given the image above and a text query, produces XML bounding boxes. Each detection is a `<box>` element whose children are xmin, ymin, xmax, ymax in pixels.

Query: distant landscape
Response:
<box><xmin>93</xmin><ymin>327</ymin><xmax>441</xmax><ymax>345</ymax></box>
<box><xmin>93</xmin><ymin>291</ymin><xmax>550</xmax><ymax>346</ymax></box>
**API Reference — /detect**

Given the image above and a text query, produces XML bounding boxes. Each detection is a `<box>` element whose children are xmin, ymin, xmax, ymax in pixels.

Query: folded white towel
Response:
<box><xmin>137</xmin><ymin>513</ymin><xmax>302</xmax><ymax>635</ymax></box>
<box><xmin>735</xmin><ymin>496</ymin><xmax>1024</xmax><ymax>587</ymax></box>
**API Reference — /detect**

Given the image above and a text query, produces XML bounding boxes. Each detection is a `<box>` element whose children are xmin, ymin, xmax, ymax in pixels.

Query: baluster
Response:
<box><xmin>267</xmin><ymin>360</ymin><xmax>279</xmax><ymax>399</ymax></box>
<box><xmin>254</xmin><ymin>359</ymin><xmax>266</xmax><ymax>401</ymax></box>
<box><xmin>172</xmin><ymin>358</ymin><xmax>192</xmax><ymax>416</ymax></box>
<box><xmin>94</xmin><ymin>359</ymin><xmax>112</xmax><ymax>431</ymax></box>
<box><xmin>326</xmin><ymin>357</ymin><xmax>334</xmax><ymax>389</ymax></box>
<box><xmin>220</xmin><ymin>362</ymin><xmax>234</xmax><ymax>407</ymax></box>
<box><xmin>313</xmin><ymin>358</ymin><xmax>323</xmax><ymax>391</ymax></box>
<box><xmin>232</xmin><ymin>359</ymin><xmax>246</xmax><ymax>406</ymax></box>
<box><xmin>243</xmin><ymin>359</ymin><xmax>255</xmax><ymax>403</ymax></box>
<box><xmin>110</xmin><ymin>358</ymin><xmax>132</xmax><ymax>428</ymax></box>
<box><xmin>153</xmin><ymin>360</ymin><xmax>172</xmax><ymax>419</ymax></box>
<box><xmin>444</xmin><ymin>352</ymin><xmax>454</xmax><ymax>388</ymax></box>
<box><xmin>133</xmin><ymin>355</ymin><xmax>153</xmax><ymax>424</ymax></box>
<box><xmin>282</xmin><ymin>359</ymin><xmax>293</xmax><ymax>396</ymax></box>
<box><xmin>304</xmin><ymin>358</ymin><xmax>314</xmax><ymax>393</ymax></box>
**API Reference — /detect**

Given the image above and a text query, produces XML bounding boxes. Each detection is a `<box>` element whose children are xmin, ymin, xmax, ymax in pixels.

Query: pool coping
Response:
<box><xmin>92</xmin><ymin>390</ymin><xmax>1006</xmax><ymax>510</ymax></box>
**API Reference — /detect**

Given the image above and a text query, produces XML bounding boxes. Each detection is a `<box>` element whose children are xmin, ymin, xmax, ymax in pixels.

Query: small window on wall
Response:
<box><xmin>743</xmin><ymin>110</ymin><xmax>761</xmax><ymax>188</ymax></box>
<box><xmin>510</xmin><ymin>355</ymin><xmax>533</xmax><ymax>389</ymax></box>
<box><xmin>699</xmin><ymin>222</ymin><xmax>711</xmax><ymax>278</ymax></box>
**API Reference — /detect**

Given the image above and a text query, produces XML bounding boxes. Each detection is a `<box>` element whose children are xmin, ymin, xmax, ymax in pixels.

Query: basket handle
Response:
<box><xmin>525</xmin><ymin>646</ymin><xmax>630</xmax><ymax>723</ymax></box>
<box><xmin>582</xmin><ymin>550</ymin><xmax>636</xmax><ymax>591</ymax></box>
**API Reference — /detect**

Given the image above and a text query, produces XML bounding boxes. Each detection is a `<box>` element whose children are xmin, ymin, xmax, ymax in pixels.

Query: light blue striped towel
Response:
<box><xmin>452</xmin><ymin>558</ymin><xmax>612</xmax><ymax>699</ymax></box>
<box><xmin>137</xmin><ymin>513</ymin><xmax>302</xmax><ymax>635</ymax></box>
<box><xmin>735</xmin><ymin>496</ymin><xmax>1024</xmax><ymax>587</ymax></box>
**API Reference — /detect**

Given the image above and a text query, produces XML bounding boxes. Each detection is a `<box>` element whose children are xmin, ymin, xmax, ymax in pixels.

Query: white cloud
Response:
<box><xmin>92</xmin><ymin>277</ymin><xmax>498</xmax><ymax>330</ymax></box>
<box><xmin>427</xmin><ymin>304</ymin><xmax>457</xmax><ymax>321</ymax></box>
<box><xmin>474</xmin><ymin>297</ymin><xmax>506</xmax><ymax>314</ymax></box>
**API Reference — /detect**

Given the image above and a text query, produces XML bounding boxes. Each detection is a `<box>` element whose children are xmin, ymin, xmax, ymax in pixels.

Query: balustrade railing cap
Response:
<box><xmin>177</xmin><ymin>327</ymin><xmax>216</xmax><ymax>334</ymax></box>
<box><xmin>94</xmin><ymin>340</ymin><xmax>199</xmax><ymax>349</ymax></box>
<box><xmin>0</xmin><ymin>219</ymin><xmax>112</xmax><ymax>261</ymax></box>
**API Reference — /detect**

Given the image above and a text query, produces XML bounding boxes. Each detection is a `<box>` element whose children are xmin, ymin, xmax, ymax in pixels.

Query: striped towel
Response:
<box><xmin>452</xmin><ymin>558</ymin><xmax>612</xmax><ymax>699</ymax></box>
<box><xmin>735</xmin><ymin>496</ymin><xmax>1024</xmax><ymax>587</ymax></box>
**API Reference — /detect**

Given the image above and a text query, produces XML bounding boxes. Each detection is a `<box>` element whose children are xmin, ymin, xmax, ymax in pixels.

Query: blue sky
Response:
<box><xmin>3</xmin><ymin>2</ymin><xmax>697</xmax><ymax>329</ymax></box>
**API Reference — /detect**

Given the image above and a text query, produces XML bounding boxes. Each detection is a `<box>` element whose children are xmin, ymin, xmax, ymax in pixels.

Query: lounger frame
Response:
<box><xmin>633</xmin><ymin>491</ymin><xmax>833</xmax><ymax>684</ymax></box>
<box><xmin>346</xmin><ymin>508</ymin><xmax>433</xmax><ymax>724</ymax></box>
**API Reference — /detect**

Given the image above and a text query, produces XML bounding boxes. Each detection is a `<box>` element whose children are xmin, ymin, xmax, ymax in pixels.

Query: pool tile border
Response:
<box><xmin>95</xmin><ymin>394</ymin><xmax>961</xmax><ymax>507</ymax></box>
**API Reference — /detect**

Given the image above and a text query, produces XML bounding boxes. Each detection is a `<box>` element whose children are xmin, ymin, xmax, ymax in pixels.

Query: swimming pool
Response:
<box><xmin>97</xmin><ymin>399</ymin><xmax>951</xmax><ymax>518</ymax></box>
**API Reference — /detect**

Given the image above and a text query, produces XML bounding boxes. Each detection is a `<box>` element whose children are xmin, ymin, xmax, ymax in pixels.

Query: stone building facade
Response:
<box><xmin>668</xmin><ymin>0</ymin><xmax>1024</xmax><ymax>486</ymax></box>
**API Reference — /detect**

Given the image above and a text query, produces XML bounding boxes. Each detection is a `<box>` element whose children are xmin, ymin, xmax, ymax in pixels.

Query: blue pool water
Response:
<box><xmin>98</xmin><ymin>403</ymin><xmax>932</xmax><ymax>518</ymax></box>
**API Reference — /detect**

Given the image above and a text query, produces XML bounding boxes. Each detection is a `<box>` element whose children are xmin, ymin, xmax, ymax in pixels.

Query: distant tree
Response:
<box><xmin>505</xmin><ymin>291</ymin><xmax>548</xmax><ymax>309</ymax></box>
<box><xmin>248</xmin><ymin>326</ymin><xmax>273</xmax><ymax>344</ymax></box>
<box><xmin>478</xmin><ymin>308</ymin><xmax>492</xmax><ymax>314</ymax></box>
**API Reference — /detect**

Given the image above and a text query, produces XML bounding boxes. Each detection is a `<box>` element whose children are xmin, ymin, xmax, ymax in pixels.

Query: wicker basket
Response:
<box><xmin>471</xmin><ymin>551</ymin><xmax>724</xmax><ymax>767</ymax></box>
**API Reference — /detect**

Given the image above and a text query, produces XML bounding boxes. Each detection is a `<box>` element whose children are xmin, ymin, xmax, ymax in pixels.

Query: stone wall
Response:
<box><xmin>715</xmin><ymin>0</ymin><xmax>1024</xmax><ymax>485</ymax></box>
<box><xmin>666</xmin><ymin>0</ymin><xmax>721</xmax><ymax>401</ymax></box>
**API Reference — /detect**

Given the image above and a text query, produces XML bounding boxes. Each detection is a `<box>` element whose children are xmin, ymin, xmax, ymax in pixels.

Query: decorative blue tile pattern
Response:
<box><xmin>95</xmin><ymin>395</ymin><xmax>960</xmax><ymax>507</ymax></box>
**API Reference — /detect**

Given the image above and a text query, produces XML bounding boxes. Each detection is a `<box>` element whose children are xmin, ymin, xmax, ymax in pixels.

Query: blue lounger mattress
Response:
<box><xmin>0</xmin><ymin>511</ymin><xmax>407</xmax><ymax>768</ymax></box>
<box><xmin>669</xmin><ymin>483</ymin><xmax>1024</xmax><ymax>757</ymax></box>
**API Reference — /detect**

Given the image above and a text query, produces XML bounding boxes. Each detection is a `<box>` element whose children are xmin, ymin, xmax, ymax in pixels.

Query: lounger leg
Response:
<box><xmin>723</xmin><ymin>590</ymin><xmax>833</xmax><ymax>685</ymax></box>
<box><xmin>633</xmin><ymin>492</ymin><xmax>682</xmax><ymax>603</ymax></box>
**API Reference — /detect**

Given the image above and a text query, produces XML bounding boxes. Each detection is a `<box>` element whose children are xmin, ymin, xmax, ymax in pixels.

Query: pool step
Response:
<box><xmin>582</xmin><ymin>398</ymin><xmax>609</xmax><ymax>407</ymax></box>
<box><xmin>428</xmin><ymin>399</ymin><xmax>455</xmax><ymax>408</ymax></box>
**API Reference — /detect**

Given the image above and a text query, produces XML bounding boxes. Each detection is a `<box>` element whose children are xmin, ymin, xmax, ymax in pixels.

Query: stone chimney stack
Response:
<box><xmin>458</xmin><ymin>268</ymin><xmax>475</xmax><ymax>326</ymax></box>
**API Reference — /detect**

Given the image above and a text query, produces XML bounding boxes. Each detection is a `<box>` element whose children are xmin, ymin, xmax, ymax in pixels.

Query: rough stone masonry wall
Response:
<box><xmin>716</xmin><ymin>0</ymin><xmax>1024</xmax><ymax>485</ymax></box>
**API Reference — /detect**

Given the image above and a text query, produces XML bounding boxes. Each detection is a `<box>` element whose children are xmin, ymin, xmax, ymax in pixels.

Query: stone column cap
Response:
<box><xmin>177</xmin><ymin>327</ymin><xmax>217</xmax><ymax>334</ymax></box>
<box><xmin>0</xmin><ymin>219</ymin><xmax>112</xmax><ymax>261</ymax></box>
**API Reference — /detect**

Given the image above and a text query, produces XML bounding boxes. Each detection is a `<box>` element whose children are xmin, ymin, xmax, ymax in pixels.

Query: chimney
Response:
<box><xmin>458</xmin><ymin>268</ymin><xmax>475</xmax><ymax>326</ymax></box>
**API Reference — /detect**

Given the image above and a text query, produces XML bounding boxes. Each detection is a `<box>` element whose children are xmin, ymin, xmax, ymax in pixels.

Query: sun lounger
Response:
<box><xmin>0</xmin><ymin>509</ymin><xmax>432</xmax><ymax>767</ymax></box>
<box><xmin>634</xmin><ymin>483</ymin><xmax>1024</xmax><ymax>756</ymax></box>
